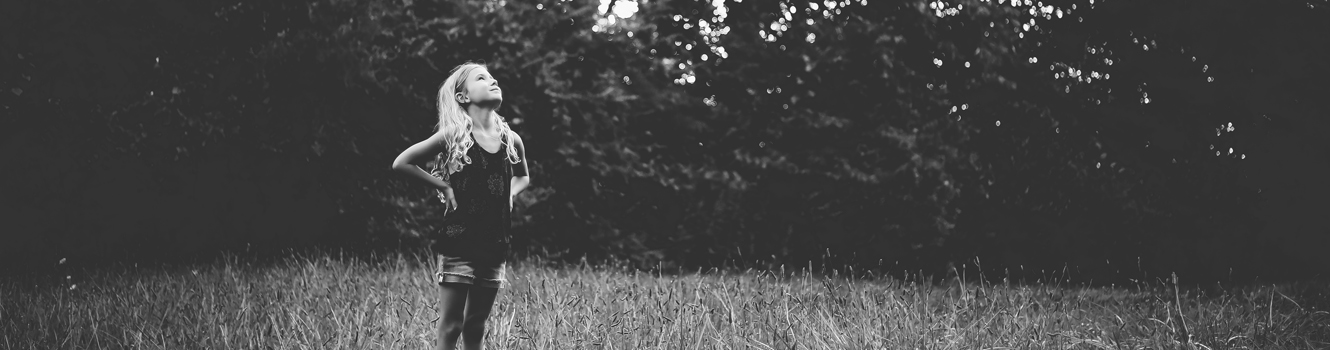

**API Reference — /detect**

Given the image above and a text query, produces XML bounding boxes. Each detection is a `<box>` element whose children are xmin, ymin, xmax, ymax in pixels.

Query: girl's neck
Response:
<box><xmin>467</xmin><ymin>105</ymin><xmax>496</xmax><ymax>132</ymax></box>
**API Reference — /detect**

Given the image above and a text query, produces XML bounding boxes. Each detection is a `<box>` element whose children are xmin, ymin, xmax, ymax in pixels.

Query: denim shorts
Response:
<box><xmin>434</xmin><ymin>254</ymin><xmax>508</xmax><ymax>289</ymax></box>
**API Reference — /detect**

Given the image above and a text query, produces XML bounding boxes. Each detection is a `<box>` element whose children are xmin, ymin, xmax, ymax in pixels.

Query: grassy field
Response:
<box><xmin>3</xmin><ymin>252</ymin><xmax>1327</xmax><ymax>349</ymax></box>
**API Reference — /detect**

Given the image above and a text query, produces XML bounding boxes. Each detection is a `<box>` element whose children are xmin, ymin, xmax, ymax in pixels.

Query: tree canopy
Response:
<box><xmin>3</xmin><ymin>0</ymin><xmax>1326</xmax><ymax>282</ymax></box>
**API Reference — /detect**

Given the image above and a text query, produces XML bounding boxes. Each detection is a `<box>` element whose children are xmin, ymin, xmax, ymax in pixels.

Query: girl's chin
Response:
<box><xmin>474</xmin><ymin>98</ymin><xmax>503</xmax><ymax>108</ymax></box>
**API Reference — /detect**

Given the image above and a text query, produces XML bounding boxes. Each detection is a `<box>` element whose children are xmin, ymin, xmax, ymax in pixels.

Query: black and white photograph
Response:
<box><xmin>2</xmin><ymin>0</ymin><xmax>1328</xmax><ymax>348</ymax></box>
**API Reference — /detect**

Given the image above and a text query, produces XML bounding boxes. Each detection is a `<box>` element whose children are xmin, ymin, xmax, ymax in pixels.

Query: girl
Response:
<box><xmin>390</xmin><ymin>62</ymin><xmax>530</xmax><ymax>350</ymax></box>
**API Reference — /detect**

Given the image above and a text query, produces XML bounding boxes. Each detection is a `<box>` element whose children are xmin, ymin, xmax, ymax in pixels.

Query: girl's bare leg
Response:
<box><xmin>436</xmin><ymin>283</ymin><xmax>470</xmax><ymax>350</ymax></box>
<box><xmin>460</xmin><ymin>285</ymin><xmax>500</xmax><ymax>350</ymax></box>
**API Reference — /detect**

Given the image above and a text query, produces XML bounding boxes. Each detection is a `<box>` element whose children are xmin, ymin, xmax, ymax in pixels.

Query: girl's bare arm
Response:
<box><xmin>510</xmin><ymin>132</ymin><xmax>531</xmax><ymax>199</ymax></box>
<box><xmin>391</xmin><ymin>130</ymin><xmax>454</xmax><ymax>192</ymax></box>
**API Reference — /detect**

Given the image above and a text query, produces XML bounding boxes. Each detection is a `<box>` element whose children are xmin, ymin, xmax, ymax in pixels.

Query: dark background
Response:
<box><xmin>2</xmin><ymin>0</ymin><xmax>1327</xmax><ymax>284</ymax></box>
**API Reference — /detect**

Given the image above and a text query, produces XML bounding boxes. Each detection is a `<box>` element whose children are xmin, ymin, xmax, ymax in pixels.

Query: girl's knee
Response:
<box><xmin>462</xmin><ymin>318</ymin><xmax>486</xmax><ymax>335</ymax></box>
<box><xmin>438</xmin><ymin>320</ymin><xmax>465</xmax><ymax>337</ymax></box>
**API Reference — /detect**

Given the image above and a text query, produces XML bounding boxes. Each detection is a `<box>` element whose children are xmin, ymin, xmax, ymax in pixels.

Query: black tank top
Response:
<box><xmin>432</xmin><ymin>132</ymin><xmax>513</xmax><ymax>264</ymax></box>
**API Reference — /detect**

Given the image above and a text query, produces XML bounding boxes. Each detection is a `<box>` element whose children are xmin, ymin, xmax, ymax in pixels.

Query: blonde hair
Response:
<box><xmin>433</xmin><ymin>62</ymin><xmax>522</xmax><ymax>177</ymax></box>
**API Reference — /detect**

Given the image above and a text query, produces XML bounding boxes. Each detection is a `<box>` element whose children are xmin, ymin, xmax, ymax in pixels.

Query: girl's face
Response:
<box><xmin>457</xmin><ymin>67</ymin><xmax>502</xmax><ymax>107</ymax></box>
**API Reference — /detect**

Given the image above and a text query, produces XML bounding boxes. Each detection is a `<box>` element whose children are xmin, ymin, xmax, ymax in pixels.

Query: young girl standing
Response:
<box><xmin>391</xmin><ymin>62</ymin><xmax>530</xmax><ymax>350</ymax></box>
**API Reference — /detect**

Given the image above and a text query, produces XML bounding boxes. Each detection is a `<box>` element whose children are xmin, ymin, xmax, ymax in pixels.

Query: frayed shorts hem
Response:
<box><xmin>433</xmin><ymin>255</ymin><xmax>508</xmax><ymax>289</ymax></box>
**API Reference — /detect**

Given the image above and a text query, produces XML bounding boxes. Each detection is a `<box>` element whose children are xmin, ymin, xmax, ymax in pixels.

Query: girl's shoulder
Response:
<box><xmin>504</xmin><ymin>129</ymin><xmax>524</xmax><ymax>146</ymax></box>
<box><xmin>428</xmin><ymin>128</ymin><xmax>454</xmax><ymax>148</ymax></box>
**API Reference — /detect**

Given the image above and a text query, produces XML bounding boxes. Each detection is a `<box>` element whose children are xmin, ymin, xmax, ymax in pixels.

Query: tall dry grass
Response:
<box><xmin>3</xmin><ymin>252</ymin><xmax>1327</xmax><ymax>349</ymax></box>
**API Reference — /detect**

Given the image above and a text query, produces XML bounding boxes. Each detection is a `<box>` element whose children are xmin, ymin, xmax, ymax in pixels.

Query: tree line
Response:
<box><xmin>3</xmin><ymin>0</ymin><xmax>1326</xmax><ymax>283</ymax></box>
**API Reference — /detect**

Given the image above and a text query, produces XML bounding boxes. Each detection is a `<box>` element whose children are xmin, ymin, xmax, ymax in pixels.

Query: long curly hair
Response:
<box><xmin>433</xmin><ymin>62</ymin><xmax>522</xmax><ymax>177</ymax></box>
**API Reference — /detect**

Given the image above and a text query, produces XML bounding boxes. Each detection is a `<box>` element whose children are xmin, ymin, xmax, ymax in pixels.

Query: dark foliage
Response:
<box><xmin>2</xmin><ymin>0</ymin><xmax>1326</xmax><ymax>283</ymax></box>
